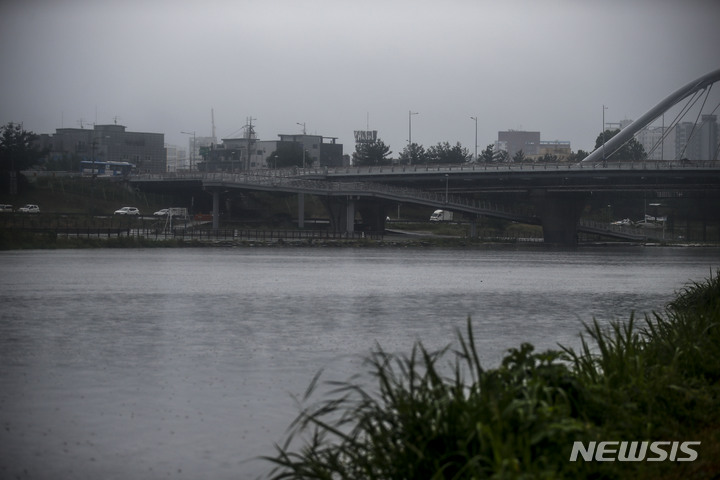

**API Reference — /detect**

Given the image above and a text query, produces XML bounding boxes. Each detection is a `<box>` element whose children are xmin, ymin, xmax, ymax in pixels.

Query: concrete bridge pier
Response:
<box><xmin>297</xmin><ymin>193</ymin><xmax>305</xmax><ymax>229</ymax></box>
<box><xmin>322</xmin><ymin>196</ymin><xmax>357</xmax><ymax>233</ymax></box>
<box><xmin>536</xmin><ymin>191</ymin><xmax>587</xmax><ymax>245</ymax></box>
<box><xmin>357</xmin><ymin>201</ymin><xmax>388</xmax><ymax>233</ymax></box>
<box><xmin>211</xmin><ymin>189</ymin><xmax>220</xmax><ymax>230</ymax></box>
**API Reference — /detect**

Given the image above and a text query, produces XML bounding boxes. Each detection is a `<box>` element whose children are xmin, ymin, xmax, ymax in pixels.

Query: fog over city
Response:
<box><xmin>1</xmin><ymin>0</ymin><xmax>719</xmax><ymax>155</ymax></box>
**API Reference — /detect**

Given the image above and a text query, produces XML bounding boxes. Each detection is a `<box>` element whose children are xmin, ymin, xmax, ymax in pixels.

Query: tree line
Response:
<box><xmin>351</xmin><ymin>129</ymin><xmax>646</xmax><ymax>166</ymax></box>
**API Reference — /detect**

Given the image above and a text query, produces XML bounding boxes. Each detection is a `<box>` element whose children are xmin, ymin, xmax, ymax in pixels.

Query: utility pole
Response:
<box><xmin>245</xmin><ymin>117</ymin><xmax>256</xmax><ymax>170</ymax></box>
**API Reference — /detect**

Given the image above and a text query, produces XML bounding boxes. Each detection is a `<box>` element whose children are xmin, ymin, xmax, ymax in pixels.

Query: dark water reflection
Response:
<box><xmin>1</xmin><ymin>246</ymin><xmax>718</xmax><ymax>479</ymax></box>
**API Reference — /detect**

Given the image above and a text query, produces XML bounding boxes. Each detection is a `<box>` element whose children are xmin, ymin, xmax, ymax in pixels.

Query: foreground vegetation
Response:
<box><xmin>265</xmin><ymin>273</ymin><xmax>720</xmax><ymax>479</ymax></box>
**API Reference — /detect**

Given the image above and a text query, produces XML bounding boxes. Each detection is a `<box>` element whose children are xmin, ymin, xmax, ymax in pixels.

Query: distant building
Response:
<box><xmin>277</xmin><ymin>134</ymin><xmax>344</xmax><ymax>168</ymax></box>
<box><xmin>675</xmin><ymin>122</ymin><xmax>705</xmax><ymax>160</ymax></box>
<box><xmin>636</xmin><ymin>125</ymin><xmax>675</xmax><ymax>161</ymax></box>
<box><xmin>38</xmin><ymin>124</ymin><xmax>166</xmax><ymax>173</ymax></box>
<box><xmin>200</xmin><ymin>133</ymin><xmax>344</xmax><ymax>171</ymax></box>
<box><xmin>186</xmin><ymin>135</ymin><xmax>216</xmax><ymax>171</ymax></box>
<box><xmin>538</xmin><ymin>141</ymin><xmax>572</xmax><ymax>160</ymax></box>
<box><xmin>165</xmin><ymin>144</ymin><xmax>188</xmax><ymax>172</ymax></box>
<box><xmin>614</xmin><ymin>115</ymin><xmax>718</xmax><ymax>161</ymax></box>
<box><xmin>497</xmin><ymin>130</ymin><xmax>541</xmax><ymax>158</ymax></box>
<box><xmin>676</xmin><ymin>115</ymin><xmax>719</xmax><ymax>161</ymax></box>
<box><xmin>698</xmin><ymin>114</ymin><xmax>718</xmax><ymax>161</ymax></box>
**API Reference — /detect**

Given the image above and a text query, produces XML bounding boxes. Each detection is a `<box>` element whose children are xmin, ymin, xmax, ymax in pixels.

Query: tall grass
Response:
<box><xmin>265</xmin><ymin>272</ymin><xmax>720</xmax><ymax>479</ymax></box>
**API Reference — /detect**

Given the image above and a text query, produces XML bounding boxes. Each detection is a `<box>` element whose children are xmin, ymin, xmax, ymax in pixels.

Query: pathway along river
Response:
<box><xmin>1</xmin><ymin>246</ymin><xmax>718</xmax><ymax>479</ymax></box>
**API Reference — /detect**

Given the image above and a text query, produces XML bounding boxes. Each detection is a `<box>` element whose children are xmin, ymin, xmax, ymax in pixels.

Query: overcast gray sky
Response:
<box><xmin>1</xmin><ymin>0</ymin><xmax>719</xmax><ymax>156</ymax></box>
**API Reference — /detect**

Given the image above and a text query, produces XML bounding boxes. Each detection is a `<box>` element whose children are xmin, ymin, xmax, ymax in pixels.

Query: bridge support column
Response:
<box><xmin>537</xmin><ymin>192</ymin><xmax>586</xmax><ymax>246</ymax></box>
<box><xmin>322</xmin><ymin>196</ymin><xmax>357</xmax><ymax>233</ymax></box>
<box><xmin>358</xmin><ymin>201</ymin><xmax>388</xmax><ymax>233</ymax></box>
<box><xmin>345</xmin><ymin>199</ymin><xmax>356</xmax><ymax>233</ymax></box>
<box><xmin>297</xmin><ymin>193</ymin><xmax>305</xmax><ymax>229</ymax></box>
<box><xmin>212</xmin><ymin>190</ymin><xmax>220</xmax><ymax>230</ymax></box>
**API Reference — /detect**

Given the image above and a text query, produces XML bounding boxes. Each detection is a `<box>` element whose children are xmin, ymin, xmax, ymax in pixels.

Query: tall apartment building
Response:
<box><xmin>636</xmin><ymin>125</ymin><xmax>675</xmax><ymax>161</ymax></box>
<box><xmin>698</xmin><ymin>114</ymin><xmax>718</xmax><ymax>161</ymax></box>
<box><xmin>674</xmin><ymin>116</ymin><xmax>717</xmax><ymax>161</ymax></box>
<box><xmin>38</xmin><ymin>124</ymin><xmax>166</xmax><ymax>173</ymax></box>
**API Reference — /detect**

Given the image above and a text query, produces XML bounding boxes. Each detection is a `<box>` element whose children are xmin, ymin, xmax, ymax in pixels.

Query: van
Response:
<box><xmin>429</xmin><ymin>209</ymin><xmax>453</xmax><ymax>222</ymax></box>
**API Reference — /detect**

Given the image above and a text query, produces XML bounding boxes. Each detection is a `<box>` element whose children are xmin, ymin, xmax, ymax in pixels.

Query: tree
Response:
<box><xmin>0</xmin><ymin>122</ymin><xmax>44</xmax><ymax>194</ymax></box>
<box><xmin>480</xmin><ymin>144</ymin><xmax>495</xmax><ymax>163</ymax></box>
<box><xmin>538</xmin><ymin>153</ymin><xmax>558</xmax><ymax>163</ymax></box>
<box><xmin>568</xmin><ymin>149</ymin><xmax>589</xmax><ymax>163</ymax></box>
<box><xmin>495</xmin><ymin>150</ymin><xmax>509</xmax><ymax>163</ymax></box>
<box><xmin>512</xmin><ymin>150</ymin><xmax>527</xmax><ymax>163</ymax></box>
<box><xmin>0</xmin><ymin>122</ymin><xmax>42</xmax><ymax>172</ymax></box>
<box><xmin>398</xmin><ymin>143</ymin><xmax>427</xmax><ymax>165</ymax></box>
<box><xmin>44</xmin><ymin>153</ymin><xmax>83</xmax><ymax>172</ymax></box>
<box><xmin>594</xmin><ymin>129</ymin><xmax>646</xmax><ymax>162</ymax></box>
<box><xmin>353</xmin><ymin>139</ymin><xmax>392</xmax><ymax>166</ymax></box>
<box><xmin>426</xmin><ymin>142</ymin><xmax>471</xmax><ymax>164</ymax></box>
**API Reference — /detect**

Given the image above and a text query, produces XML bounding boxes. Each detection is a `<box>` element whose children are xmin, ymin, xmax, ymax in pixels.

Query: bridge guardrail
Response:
<box><xmin>294</xmin><ymin>160</ymin><xmax>719</xmax><ymax>176</ymax></box>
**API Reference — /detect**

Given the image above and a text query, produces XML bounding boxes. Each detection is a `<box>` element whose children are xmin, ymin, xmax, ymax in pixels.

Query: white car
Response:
<box><xmin>0</xmin><ymin>204</ymin><xmax>13</xmax><ymax>212</ymax></box>
<box><xmin>18</xmin><ymin>204</ymin><xmax>40</xmax><ymax>213</ymax></box>
<box><xmin>153</xmin><ymin>209</ymin><xmax>169</xmax><ymax>216</ymax></box>
<box><xmin>114</xmin><ymin>207</ymin><xmax>140</xmax><ymax>216</ymax></box>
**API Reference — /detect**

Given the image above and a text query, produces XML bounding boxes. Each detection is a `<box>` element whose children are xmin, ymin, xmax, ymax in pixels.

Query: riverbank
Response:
<box><xmin>265</xmin><ymin>272</ymin><xmax>720</xmax><ymax>479</ymax></box>
<box><xmin>2</xmin><ymin>232</ymin><xmax>716</xmax><ymax>250</ymax></box>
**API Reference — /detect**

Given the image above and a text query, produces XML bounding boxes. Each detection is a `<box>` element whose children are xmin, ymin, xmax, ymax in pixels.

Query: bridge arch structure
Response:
<box><xmin>582</xmin><ymin>68</ymin><xmax>720</xmax><ymax>164</ymax></box>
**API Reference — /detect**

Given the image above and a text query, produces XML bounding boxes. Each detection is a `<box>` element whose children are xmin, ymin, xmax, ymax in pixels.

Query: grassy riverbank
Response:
<box><xmin>265</xmin><ymin>273</ymin><xmax>720</xmax><ymax>479</ymax></box>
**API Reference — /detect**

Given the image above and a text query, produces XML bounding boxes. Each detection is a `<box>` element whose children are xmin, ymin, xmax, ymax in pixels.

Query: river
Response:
<box><xmin>1</xmin><ymin>246</ymin><xmax>718</xmax><ymax>479</ymax></box>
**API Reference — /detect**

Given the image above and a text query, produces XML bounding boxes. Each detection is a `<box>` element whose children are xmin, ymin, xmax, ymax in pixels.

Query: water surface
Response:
<box><xmin>1</xmin><ymin>246</ymin><xmax>717</xmax><ymax>479</ymax></box>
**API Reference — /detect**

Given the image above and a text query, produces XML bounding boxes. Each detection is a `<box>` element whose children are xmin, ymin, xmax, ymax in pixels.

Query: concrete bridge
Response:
<box><xmin>130</xmin><ymin>159</ymin><xmax>719</xmax><ymax>245</ymax></box>
<box><xmin>131</xmin><ymin>69</ymin><xmax>720</xmax><ymax>245</ymax></box>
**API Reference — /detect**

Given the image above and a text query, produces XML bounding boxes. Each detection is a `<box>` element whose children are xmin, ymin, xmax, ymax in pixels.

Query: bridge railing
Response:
<box><xmin>295</xmin><ymin>159</ymin><xmax>719</xmax><ymax>176</ymax></box>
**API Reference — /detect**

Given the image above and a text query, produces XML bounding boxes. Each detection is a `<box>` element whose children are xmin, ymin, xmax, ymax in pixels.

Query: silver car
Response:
<box><xmin>114</xmin><ymin>207</ymin><xmax>140</xmax><ymax>215</ymax></box>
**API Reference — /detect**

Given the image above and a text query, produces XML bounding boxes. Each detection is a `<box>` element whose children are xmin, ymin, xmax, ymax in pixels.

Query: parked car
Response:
<box><xmin>0</xmin><ymin>204</ymin><xmax>13</xmax><ymax>212</ymax></box>
<box><xmin>153</xmin><ymin>207</ymin><xmax>188</xmax><ymax>219</ymax></box>
<box><xmin>18</xmin><ymin>204</ymin><xmax>40</xmax><ymax>213</ymax></box>
<box><xmin>114</xmin><ymin>206</ymin><xmax>140</xmax><ymax>215</ymax></box>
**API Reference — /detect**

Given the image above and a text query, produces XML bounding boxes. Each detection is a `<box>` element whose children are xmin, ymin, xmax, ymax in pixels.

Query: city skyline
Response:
<box><xmin>1</xmin><ymin>0</ymin><xmax>719</xmax><ymax>157</ymax></box>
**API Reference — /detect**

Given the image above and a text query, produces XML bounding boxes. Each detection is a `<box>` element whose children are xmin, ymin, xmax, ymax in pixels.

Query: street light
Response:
<box><xmin>408</xmin><ymin>110</ymin><xmax>419</xmax><ymax>164</ymax></box>
<box><xmin>181</xmin><ymin>131</ymin><xmax>196</xmax><ymax>171</ymax></box>
<box><xmin>470</xmin><ymin>116</ymin><xmax>478</xmax><ymax>162</ymax></box>
<box><xmin>602</xmin><ymin>105</ymin><xmax>607</xmax><ymax>165</ymax></box>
